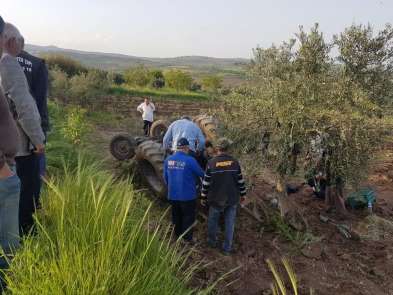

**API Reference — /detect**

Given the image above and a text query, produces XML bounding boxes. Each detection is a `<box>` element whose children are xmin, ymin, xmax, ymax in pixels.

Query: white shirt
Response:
<box><xmin>137</xmin><ymin>102</ymin><xmax>155</xmax><ymax>122</ymax></box>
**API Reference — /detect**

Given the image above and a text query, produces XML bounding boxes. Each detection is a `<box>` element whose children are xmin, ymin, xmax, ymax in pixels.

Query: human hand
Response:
<box><xmin>0</xmin><ymin>163</ymin><xmax>14</xmax><ymax>179</ymax></box>
<box><xmin>240</xmin><ymin>196</ymin><xmax>247</xmax><ymax>207</ymax></box>
<box><xmin>34</xmin><ymin>144</ymin><xmax>45</xmax><ymax>154</ymax></box>
<box><xmin>200</xmin><ymin>198</ymin><xmax>207</xmax><ymax>207</ymax></box>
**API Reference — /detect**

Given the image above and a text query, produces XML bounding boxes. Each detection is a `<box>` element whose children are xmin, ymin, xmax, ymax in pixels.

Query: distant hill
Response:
<box><xmin>25</xmin><ymin>44</ymin><xmax>249</xmax><ymax>72</ymax></box>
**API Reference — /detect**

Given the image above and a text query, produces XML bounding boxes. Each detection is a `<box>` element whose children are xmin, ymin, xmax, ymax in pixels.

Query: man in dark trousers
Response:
<box><xmin>17</xmin><ymin>43</ymin><xmax>49</xmax><ymax>204</ymax></box>
<box><xmin>201</xmin><ymin>138</ymin><xmax>246</xmax><ymax>255</ymax></box>
<box><xmin>164</xmin><ymin>138</ymin><xmax>204</xmax><ymax>243</ymax></box>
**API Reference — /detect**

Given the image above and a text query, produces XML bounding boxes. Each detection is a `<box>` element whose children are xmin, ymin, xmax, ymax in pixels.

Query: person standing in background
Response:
<box><xmin>164</xmin><ymin>138</ymin><xmax>204</xmax><ymax>243</ymax></box>
<box><xmin>137</xmin><ymin>96</ymin><xmax>155</xmax><ymax>136</ymax></box>
<box><xmin>17</xmin><ymin>41</ymin><xmax>49</xmax><ymax>206</ymax></box>
<box><xmin>201</xmin><ymin>138</ymin><xmax>247</xmax><ymax>255</ymax></box>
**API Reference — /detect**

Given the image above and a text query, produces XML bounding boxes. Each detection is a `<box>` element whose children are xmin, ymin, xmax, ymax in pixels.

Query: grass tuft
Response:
<box><xmin>5</xmin><ymin>158</ymin><xmax>203</xmax><ymax>294</ymax></box>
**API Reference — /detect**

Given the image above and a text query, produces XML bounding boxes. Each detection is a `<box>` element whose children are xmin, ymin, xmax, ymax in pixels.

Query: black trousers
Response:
<box><xmin>16</xmin><ymin>154</ymin><xmax>40</xmax><ymax>236</ymax></box>
<box><xmin>143</xmin><ymin>120</ymin><xmax>153</xmax><ymax>136</ymax></box>
<box><xmin>170</xmin><ymin>199</ymin><xmax>196</xmax><ymax>241</ymax></box>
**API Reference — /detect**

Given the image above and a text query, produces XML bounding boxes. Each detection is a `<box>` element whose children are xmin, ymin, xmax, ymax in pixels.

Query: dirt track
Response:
<box><xmin>90</xmin><ymin>97</ymin><xmax>393</xmax><ymax>295</ymax></box>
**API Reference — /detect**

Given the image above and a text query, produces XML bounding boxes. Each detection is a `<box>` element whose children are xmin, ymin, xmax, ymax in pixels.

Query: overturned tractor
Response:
<box><xmin>109</xmin><ymin>115</ymin><xmax>217</xmax><ymax>198</ymax></box>
<box><xmin>110</xmin><ymin>115</ymin><xmax>282</xmax><ymax>226</ymax></box>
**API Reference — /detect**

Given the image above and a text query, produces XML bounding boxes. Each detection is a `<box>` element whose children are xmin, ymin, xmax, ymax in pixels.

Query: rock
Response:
<box><xmin>301</xmin><ymin>243</ymin><xmax>323</xmax><ymax>259</ymax></box>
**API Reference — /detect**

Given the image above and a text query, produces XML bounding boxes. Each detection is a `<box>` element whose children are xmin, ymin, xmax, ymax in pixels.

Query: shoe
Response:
<box><xmin>207</xmin><ymin>241</ymin><xmax>217</xmax><ymax>249</ymax></box>
<box><xmin>221</xmin><ymin>249</ymin><xmax>231</xmax><ymax>256</ymax></box>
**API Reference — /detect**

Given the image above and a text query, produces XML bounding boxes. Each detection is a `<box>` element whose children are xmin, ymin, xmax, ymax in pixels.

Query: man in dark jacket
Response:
<box><xmin>164</xmin><ymin>138</ymin><xmax>204</xmax><ymax>242</ymax></box>
<box><xmin>17</xmin><ymin>45</ymin><xmax>49</xmax><ymax>207</ymax></box>
<box><xmin>201</xmin><ymin>138</ymin><xmax>246</xmax><ymax>255</ymax></box>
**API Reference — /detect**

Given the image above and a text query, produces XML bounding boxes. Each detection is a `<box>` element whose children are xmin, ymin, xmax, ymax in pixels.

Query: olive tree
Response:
<box><xmin>334</xmin><ymin>23</ymin><xmax>393</xmax><ymax>106</ymax></box>
<box><xmin>220</xmin><ymin>24</ymin><xmax>382</xmax><ymax>224</ymax></box>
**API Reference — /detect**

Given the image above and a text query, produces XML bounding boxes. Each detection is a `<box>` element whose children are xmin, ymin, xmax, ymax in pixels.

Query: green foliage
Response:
<box><xmin>165</xmin><ymin>69</ymin><xmax>193</xmax><ymax>91</ymax></box>
<box><xmin>221</xmin><ymin>23</ymin><xmax>383</xmax><ymax>189</ymax></box>
<box><xmin>69</xmin><ymin>69</ymin><xmax>110</xmax><ymax>105</ymax></box>
<box><xmin>201</xmin><ymin>75</ymin><xmax>223</xmax><ymax>92</ymax></box>
<box><xmin>48</xmin><ymin>67</ymin><xmax>69</xmax><ymax>99</ymax></box>
<box><xmin>149</xmin><ymin>69</ymin><xmax>165</xmax><ymax>88</ymax></box>
<box><xmin>334</xmin><ymin>23</ymin><xmax>393</xmax><ymax>106</ymax></box>
<box><xmin>109</xmin><ymin>85</ymin><xmax>209</xmax><ymax>101</ymax></box>
<box><xmin>5</xmin><ymin>159</ymin><xmax>201</xmax><ymax>294</ymax></box>
<box><xmin>108</xmin><ymin>71</ymin><xmax>125</xmax><ymax>85</ymax></box>
<box><xmin>42</xmin><ymin>54</ymin><xmax>87</xmax><ymax>77</ymax></box>
<box><xmin>124</xmin><ymin>65</ymin><xmax>151</xmax><ymax>87</ymax></box>
<box><xmin>61</xmin><ymin>106</ymin><xmax>88</xmax><ymax>145</ymax></box>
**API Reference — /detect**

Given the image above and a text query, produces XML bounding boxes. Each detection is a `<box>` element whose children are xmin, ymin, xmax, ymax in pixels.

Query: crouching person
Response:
<box><xmin>202</xmin><ymin>138</ymin><xmax>246</xmax><ymax>255</ymax></box>
<box><xmin>164</xmin><ymin>138</ymin><xmax>204</xmax><ymax>243</ymax></box>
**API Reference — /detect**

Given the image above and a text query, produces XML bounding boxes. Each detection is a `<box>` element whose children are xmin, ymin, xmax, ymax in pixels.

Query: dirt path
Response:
<box><xmin>88</xmin><ymin>103</ymin><xmax>393</xmax><ymax>295</ymax></box>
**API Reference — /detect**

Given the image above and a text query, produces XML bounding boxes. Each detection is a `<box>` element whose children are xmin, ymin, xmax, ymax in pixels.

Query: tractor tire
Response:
<box><xmin>109</xmin><ymin>134</ymin><xmax>136</xmax><ymax>161</ymax></box>
<box><xmin>136</xmin><ymin>140</ymin><xmax>167</xmax><ymax>198</ymax></box>
<box><xmin>193</xmin><ymin>115</ymin><xmax>217</xmax><ymax>141</ymax></box>
<box><xmin>149</xmin><ymin>120</ymin><xmax>168</xmax><ymax>141</ymax></box>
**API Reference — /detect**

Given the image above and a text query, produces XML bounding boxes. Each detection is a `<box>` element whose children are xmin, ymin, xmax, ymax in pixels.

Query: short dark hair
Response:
<box><xmin>0</xmin><ymin>16</ymin><xmax>4</xmax><ymax>35</ymax></box>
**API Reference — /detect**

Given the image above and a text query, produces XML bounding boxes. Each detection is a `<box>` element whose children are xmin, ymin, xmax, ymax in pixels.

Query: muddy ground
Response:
<box><xmin>89</xmin><ymin>99</ymin><xmax>393</xmax><ymax>295</ymax></box>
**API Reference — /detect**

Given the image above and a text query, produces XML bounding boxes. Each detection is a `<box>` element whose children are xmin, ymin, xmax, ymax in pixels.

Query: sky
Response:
<box><xmin>2</xmin><ymin>0</ymin><xmax>392</xmax><ymax>58</ymax></box>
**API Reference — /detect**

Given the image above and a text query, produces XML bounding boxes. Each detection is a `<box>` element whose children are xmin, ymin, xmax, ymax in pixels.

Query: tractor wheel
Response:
<box><xmin>149</xmin><ymin>120</ymin><xmax>168</xmax><ymax>141</ymax></box>
<box><xmin>193</xmin><ymin>115</ymin><xmax>218</xmax><ymax>141</ymax></box>
<box><xmin>109</xmin><ymin>134</ymin><xmax>136</xmax><ymax>160</ymax></box>
<box><xmin>136</xmin><ymin>140</ymin><xmax>167</xmax><ymax>198</ymax></box>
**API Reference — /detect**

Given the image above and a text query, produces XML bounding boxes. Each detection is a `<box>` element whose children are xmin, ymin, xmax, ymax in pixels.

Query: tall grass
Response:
<box><xmin>5</xmin><ymin>159</ymin><xmax>205</xmax><ymax>294</ymax></box>
<box><xmin>267</xmin><ymin>258</ymin><xmax>314</xmax><ymax>295</ymax></box>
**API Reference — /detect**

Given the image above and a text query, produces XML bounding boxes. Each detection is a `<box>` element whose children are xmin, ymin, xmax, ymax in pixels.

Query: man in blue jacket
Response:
<box><xmin>164</xmin><ymin>138</ymin><xmax>204</xmax><ymax>242</ymax></box>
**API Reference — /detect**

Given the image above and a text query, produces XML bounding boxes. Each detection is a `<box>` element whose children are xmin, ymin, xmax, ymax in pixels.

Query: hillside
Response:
<box><xmin>25</xmin><ymin>44</ymin><xmax>249</xmax><ymax>72</ymax></box>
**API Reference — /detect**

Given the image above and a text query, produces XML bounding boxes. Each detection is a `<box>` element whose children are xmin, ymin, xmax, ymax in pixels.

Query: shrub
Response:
<box><xmin>42</xmin><ymin>54</ymin><xmax>87</xmax><ymax>77</ymax></box>
<box><xmin>69</xmin><ymin>69</ymin><xmax>110</xmax><ymax>105</ymax></box>
<box><xmin>201</xmin><ymin>75</ymin><xmax>223</xmax><ymax>92</ymax></box>
<box><xmin>190</xmin><ymin>82</ymin><xmax>202</xmax><ymax>92</ymax></box>
<box><xmin>61</xmin><ymin>106</ymin><xmax>88</xmax><ymax>145</ymax></box>
<box><xmin>124</xmin><ymin>65</ymin><xmax>150</xmax><ymax>87</ymax></box>
<box><xmin>165</xmin><ymin>69</ymin><xmax>193</xmax><ymax>91</ymax></box>
<box><xmin>5</xmin><ymin>159</ymin><xmax>201</xmax><ymax>294</ymax></box>
<box><xmin>149</xmin><ymin>69</ymin><xmax>165</xmax><ymax>88</ymax></box>
<box><xmin>49</xmin><ymin>67</ymin><xmax>69</xmax><ymax>99</ymax></box>
<box><xmin>108</xmin><ymin>71</ymin><xmax>125</xmax><ymax>85</ymax></box>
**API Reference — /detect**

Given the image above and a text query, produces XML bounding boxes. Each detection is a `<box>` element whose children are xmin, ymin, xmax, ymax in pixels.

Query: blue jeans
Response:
<box><xmin>0</xmin><ymin>170</ymin><xmax>20</xmax><ymax>271</ymax></box>
<box><xmin>208</xmin><ymin>205</ymin><xmax>237</xmax><ymax>253</ymax></box>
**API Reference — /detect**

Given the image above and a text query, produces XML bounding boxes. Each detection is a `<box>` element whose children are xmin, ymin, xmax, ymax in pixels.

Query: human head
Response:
<box><xmin>176</xmin><ymin>137</ymin><xmax>190</xmax><ymax>153</ymax></box>
<box><xmin>180</xmin><ymin>116</ymin><xmax>191</xmax><ymax>121</ymax></box>
<box><xmin>144</xmin><ymin>96</ymin><xmax>150</xmax><ymax>104</ymax></box>
<box><xmin>215</xmin><ymin>138</ymin><xmax>233</xmax><ymax>154</ymax></box>
<box><xmin>2</xmin><ymin>23</ymin><xmax>24</xmax><ymax>57</ymax></box>
<box><xmin>0</xmin><ymin>16</ymin><xmax>4</xmax><ymax>56</ymax></box>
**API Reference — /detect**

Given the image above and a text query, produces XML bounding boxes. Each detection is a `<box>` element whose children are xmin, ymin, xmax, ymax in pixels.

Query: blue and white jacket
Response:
<box><xmin>164</xmin><ymin>151</ymin><xmax>205</xmax><ymax>201</ymax></box>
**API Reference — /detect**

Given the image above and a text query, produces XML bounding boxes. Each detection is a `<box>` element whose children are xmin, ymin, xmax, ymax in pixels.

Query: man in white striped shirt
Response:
<box><xmin>137</xmin><ymin>96</ymin><xmax>155</xmax><ymax>136</ymax></box>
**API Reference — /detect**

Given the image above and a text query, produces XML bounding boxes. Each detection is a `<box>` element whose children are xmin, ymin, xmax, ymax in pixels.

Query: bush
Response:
<box><xmin>5</xmin><ymin>159</ymin><xmax>201</xmax><ymax>294</ymax></box>
<box><xmin>61</xmin><ymin>106</ymin><xmax>88</xmax><ymax>145</ymax></box>
<box><xmin>108</xmin><ymin>72</ymin><xmax>125</xmax><ymax>85</ymax></box>
<box><xmin>49</xmin><ymin>67</ymin><xmax>69</xmax><ymax>99</ymax></box>
<box><xmin>124</xmin><ymin>65</ymin><xmax>150</xmax><ymax>87</ymax></box>
<box><xmin>165</xmin><ymin>69</ymin><xmax>193</xmax><ymax>91</ymax></box>
<box><xmin>42</xmin><ymin>54</ymin><xmax>87</xmax><ymax>77</ymax></box>
<box><xmin>69</xmin><ymin>69</ymin><xmax>110</xmax><ymax>105</ymax></box>
<box><xmin>149</xmin><ymin>70</ymin><xmax>165</xmax><ymax>88</ymax></box>
<box><xmin>201</xmin><ymin>75</ymin><xmax>223</xmax><ymax>92</ymax></box>
<box><xmin>190</xmin><ymin>82</ymin><xmax>202</xmax><ymax>92</ymax></box>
